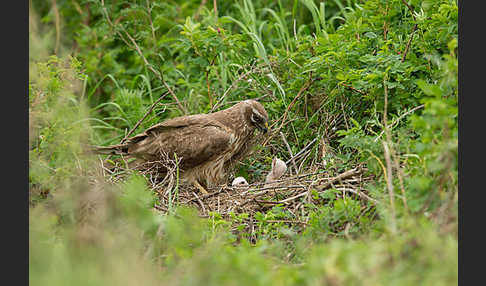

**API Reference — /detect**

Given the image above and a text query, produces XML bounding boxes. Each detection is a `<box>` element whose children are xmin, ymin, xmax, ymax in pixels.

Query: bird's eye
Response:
<box><xmin>251</xmin><ymin>114</ymin><xmax>260</xmax><ymax>123</ymax></box>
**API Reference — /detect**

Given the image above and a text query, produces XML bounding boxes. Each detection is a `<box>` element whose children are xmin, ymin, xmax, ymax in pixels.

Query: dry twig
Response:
<box><xmin>401</xmin><ymin>24</ymin><xmax>418</xmax><ymax>63</ymax></box>
<box><xmin>280</xmin><ymin>132</ymin><xmax>298</xmax><ymax>174</ymax></box>
<box><xmin>120</xmin><ymin>92</ymin><xmax>169</xmax><ymax>144</ymax></box>
<box><xmin>382</xmin><ymin>79</ymin><xmax>397</xmax><ymax>233</ymax></box>
<box><xmin>285</xmin><ymin>137</ymin><xmax>319</xmax><ymax>166</ymax></box>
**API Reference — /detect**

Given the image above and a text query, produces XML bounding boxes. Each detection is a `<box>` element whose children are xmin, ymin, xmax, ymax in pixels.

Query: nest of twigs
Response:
<box><xmin>146</xmin><ymin>164</ymin><xmax>375</xmax><ymax>220</ymax></box>
<box><xmin>98</xmin><ymin>156</ymin><xmax>376</xmax><ymax>238</ymax></box>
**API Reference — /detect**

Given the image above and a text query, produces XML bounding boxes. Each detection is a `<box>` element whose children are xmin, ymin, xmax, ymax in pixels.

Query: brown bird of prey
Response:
<box><xmin>93</xmin><ymin>99</ymin><xmax>269</xmax><ymax>194</ymax></box>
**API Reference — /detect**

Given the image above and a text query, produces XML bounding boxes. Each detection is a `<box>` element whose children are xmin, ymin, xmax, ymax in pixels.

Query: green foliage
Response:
<box><xmin>30</xmin><ymin>0</ymin><xmax>457</xmax><ymax>284</ymax></box>
<box><xmin>305</xmin><ymin>194</ymin><xmax>375</xmax><ymax>239</ymax></box>
<box><xmin>29</xmin><ymin>55</ymin><xmax>93</xmax><ymax>201</ymax></box>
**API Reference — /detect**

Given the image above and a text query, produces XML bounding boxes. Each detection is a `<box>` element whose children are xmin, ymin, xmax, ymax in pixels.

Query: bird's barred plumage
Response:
<box><xmin>92</xmin><ymin>100</ymin><xmax>269</xmax><ymax>192</ymax></box>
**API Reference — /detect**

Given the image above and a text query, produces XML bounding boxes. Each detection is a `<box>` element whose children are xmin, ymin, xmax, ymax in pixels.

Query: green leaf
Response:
<box><xmin>416</xmin><ymin>79</ymin><xmax>442</xmax><ymax>97</ymax></box>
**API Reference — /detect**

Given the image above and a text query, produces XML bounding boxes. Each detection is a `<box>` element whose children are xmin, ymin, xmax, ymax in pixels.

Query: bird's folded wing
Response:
<box><xmin>125</xmin><ymin>114</ymin><xmax>209</xmax><ymax>145</ymax></box>
<box><xmin>127</xmin><ymin>122</ymin><xmax>232</xmax><ymax>170</ymax></box>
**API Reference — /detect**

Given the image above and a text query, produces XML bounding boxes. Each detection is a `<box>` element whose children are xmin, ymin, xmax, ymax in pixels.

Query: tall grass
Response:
<box><xmin>224</xmin><ymin>0</ymin><xmax>287</xmax><ymax>100</ymax></box>
<box><xmin>299</xmin><ymin>0</ymin><xmax>328</xmax><ymax>39</ymax></box>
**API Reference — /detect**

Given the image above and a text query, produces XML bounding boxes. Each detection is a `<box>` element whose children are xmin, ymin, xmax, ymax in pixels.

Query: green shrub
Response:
<box><xmin>29</xmin><ymin>0</ymin><xmax>457</xmax><ymax>284</ymax></box>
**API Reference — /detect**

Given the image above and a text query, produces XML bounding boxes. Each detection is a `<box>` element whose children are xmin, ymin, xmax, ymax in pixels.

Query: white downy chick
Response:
<box><xmin>232</xmin><ymin>176</ymin><xmax>249</xmax><ymax>190</ymax></box>
<box><xmin>265</xmin><ymin>157</ymin><xmax>287</xmax><ymax>184</ymax></box>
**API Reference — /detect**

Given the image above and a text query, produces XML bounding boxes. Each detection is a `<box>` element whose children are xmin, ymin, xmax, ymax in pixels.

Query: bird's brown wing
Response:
<box><xmin>124</xmin><ymin>114</ymin><xmax>207</xmax><ymax>145</ymax></box>
<box><xmin>126</xmin><ymin>118</ymin><xmax>232</xmax><ymax>170</ymax></box>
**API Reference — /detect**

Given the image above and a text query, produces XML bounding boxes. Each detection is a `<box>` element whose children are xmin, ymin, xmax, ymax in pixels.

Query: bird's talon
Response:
<box><xmin>193</xmin><ymin>181</ymin><xmax>208</xmax><ymax>194</ymax></box>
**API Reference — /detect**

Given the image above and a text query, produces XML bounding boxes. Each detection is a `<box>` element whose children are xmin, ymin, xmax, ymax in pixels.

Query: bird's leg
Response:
<box><xmin>193</xmin><ymin>180</ymin><xmax>208</xmax><ymax>194</ymax></box>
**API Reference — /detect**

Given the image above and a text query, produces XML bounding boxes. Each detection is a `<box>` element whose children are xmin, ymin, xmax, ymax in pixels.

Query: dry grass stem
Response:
<box><xmin>382</xmin><ymin>79</ymin><xmax>397</xmax><ymax>232</ymax></box>
<box><xmin>280</xmin><ymin>132</ymin><xmax>298</xmax><ymax>175</ymax></box>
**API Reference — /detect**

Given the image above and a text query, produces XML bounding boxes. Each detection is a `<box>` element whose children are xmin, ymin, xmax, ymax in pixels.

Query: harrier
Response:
<box><xmin>93</xmin><ymin>99</ymin><xmax>269</xmax><ymax>194</ymax></box>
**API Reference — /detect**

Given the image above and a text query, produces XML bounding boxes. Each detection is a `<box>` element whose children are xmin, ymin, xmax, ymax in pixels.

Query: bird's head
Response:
<box><xmin>265</xmin><ymin>157</ymin><xmax>287</xmax><ymax>183</ymax></box>
<box><xmin>271</xmin><ymin>157</ymin><xmax>287</xmax><ymax>179</ymax></box>
<box><xmin>243</xmin><ymin>99</ymin><xmax>269</xmax><ymax>133</ymax></box>
<box><xmin>232</xmin><ymin>176</ymin><xmax>249</xmax><ymax>189</ymax></box>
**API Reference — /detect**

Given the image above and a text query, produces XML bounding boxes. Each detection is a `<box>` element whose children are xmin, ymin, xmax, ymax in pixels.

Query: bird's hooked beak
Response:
<box><xmin>256</xmin><ymin>121</ymin><xmax>269</xmax><ymax>133</ymax></box>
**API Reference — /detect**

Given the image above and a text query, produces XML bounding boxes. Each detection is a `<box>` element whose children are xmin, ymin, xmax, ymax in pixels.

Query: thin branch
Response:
<box><xmin>192</xmin><ymin>191</ymin><xmax>207</xmax><ymax>214</ymax></box>
<box><xmin>393</xmin><ymin>150</ymin><xmax>409</xmax><ymax>210</ymax></box>
<box><xmin>264</xmin><ymin>220</ymin><xmax>308</xmax><ymax>226</ymax></box>
<box><xmin>122</xmin><ymin>29</ymin><xmax>187</xmax><ymax>114</ymax></box>
<box><xmin>285</xmin><ymin>137</ymin><xmax>319</xmax><ymax>166</ymax></box>
<box><xmin>401</xmin><ymin>23</ymin><xmax>418</xmax><ymax>63</ymax></box>
<box><xmin>297</xmin><ymin>149</ymin><xmax>312</xmax><ymax>174</ymax></box>
<box><xmin>100</xmin><ymin>0</ymin><xmax>134</xmax><ymax>48</ymax></box>
<box><xmin>374</xmin><ymin>104</ymin><xmax>424</xmax><ymax>142</ymax></box>
<box><xmin>185</xmin><ymin>187</ymin><xmax>226</xmax><ymax>203</ymax></box>
<box><xmin>315</xmin><ymin>167</ymin><xmax>363</xmax><ymax>192</ymax></box>
<box><xmin>340</xmin><ymin>82</ymin><xmax>367</xmax><ymax>96</ymax></box>
<box><xmin>383</xmin><ymin>21</ymin><xmax>388</xmax><ymax>41</ymax></box>
<box><xmin>399</xmin><ymin>0</ymin><xmax>418</xmax><ymax>62</ymax></box>
<box><xmin>262</xmin><ymin>75</ymin><xmax>318</xmax><ymax>146</ymax></box>
<box><xmin>277</xmin><ymin>74</ymin><xmax>317</xmax><ymax>132</ymax></box>
<box><xmin>145</xmin><ymin>0</ymin><xmax>156</xmax><ymax>46</ymax></box>
<box><xmin>120</xmin><ymin>92</ymin><xmax>169</xmax><ymax>144</ymax></box>
<box><xmin>278</xmin><ymin>167</ymin><xmax>362</xmax><ymax>203</ymax></box>
<box><xmin>400</xmin><ymin>0</ymin><xmax>416</xmax><ymax>20</ymax></box>
<box><xmin>336</xmin><ymin>187</ymin><xmax>378</xmax><ymax>203</ymax></box>
<box><xmin>280</xmin><ymin>132</ymin><xmax>298</xmax><ymax>174</ymax></box>
<box><xmin>246</xmin><ymin>170</ymin><xmax>327</xmax><ymax>188</ymax></box>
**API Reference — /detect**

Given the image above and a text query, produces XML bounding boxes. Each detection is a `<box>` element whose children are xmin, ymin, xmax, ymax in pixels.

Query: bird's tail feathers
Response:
<box><xmin>90</xmin><ymin>144</ymin><xmax>128</xmax><ymax>155</ymax></box>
